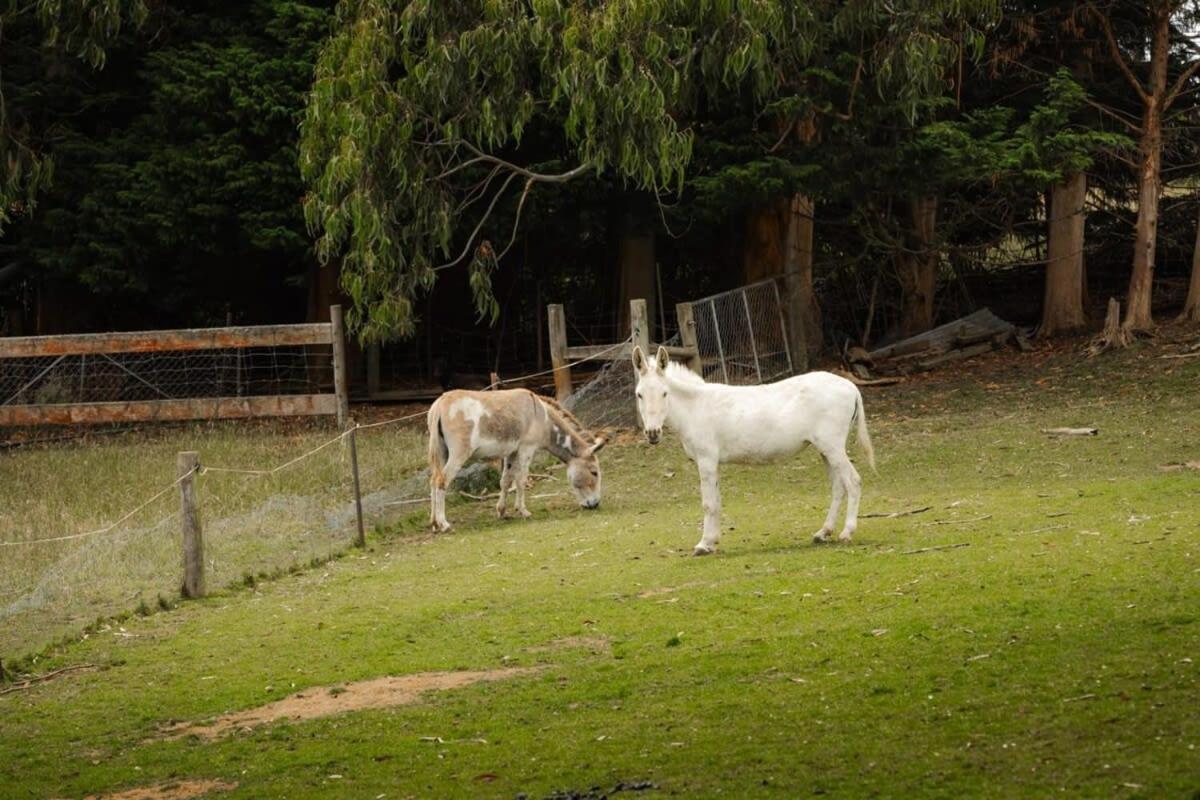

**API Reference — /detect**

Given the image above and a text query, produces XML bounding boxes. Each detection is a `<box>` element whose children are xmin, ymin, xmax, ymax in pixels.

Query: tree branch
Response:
<box><xmin>435</xmin><ymin>171</ymin><xmax>519</xmax><ymax>272</ymax></box>
<box><xmin>1164</xmin><ymin>58</ymin><xmax>1200</xmax><ymax>110</ymax></box>
<box><xmin>1083</xmin><ymin>96</ymin><xmax>1142</xmax><ymax>133</ymax></box>
<box><xmin>1087</xmin><ymin>3</ymin><xmax>1149</xmax><ymax>104</ymax></box>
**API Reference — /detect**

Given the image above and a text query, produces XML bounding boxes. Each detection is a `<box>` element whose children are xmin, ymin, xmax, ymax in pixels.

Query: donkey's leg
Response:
<box><xmin>512</xmin><ymin>446</ymin><xmax>537</xmax><ymax>518</ymax></box>
<box><xmin>694</xmin><ymin>457</ymin><xmax>722</xmax><ymax>556</ymax></box>
<box><xmin>834</xmin><ymin>453</ymin><xmax>863</xmax><ymax>543</ymax></box>
<box><xmin>434</xmin><ymin>448</ymin><xmax>469</xmax><ymax>533</ymax></box>
<box><xmin>496</xmin><ymin>456</ymin><xmax>513</xmax><ymax>517</ymax></box>
<box><xmin>813</xmin><ymin>452</ymin><xmax>844</xmax><ymax>544</ymax></box>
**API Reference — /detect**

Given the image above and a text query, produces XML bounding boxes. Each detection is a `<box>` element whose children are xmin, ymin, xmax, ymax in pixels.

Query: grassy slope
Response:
<box><xmin>0</xmin><ymin>343</ymin><xmax>1197</xmax><ymax>799</ymax></box>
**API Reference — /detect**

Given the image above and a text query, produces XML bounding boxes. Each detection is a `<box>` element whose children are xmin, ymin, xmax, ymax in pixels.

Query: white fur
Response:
<box><xmin>633</xmin><ymin>346</ymin><xmax>875</xmax><ymax>555</ymax></box>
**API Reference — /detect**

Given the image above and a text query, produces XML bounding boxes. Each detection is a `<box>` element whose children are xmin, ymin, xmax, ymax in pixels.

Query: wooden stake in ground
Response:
<box><xmin>178</xmin><ymin>451</ymin><xmax>205</xmax><ymax>598</ymax></box>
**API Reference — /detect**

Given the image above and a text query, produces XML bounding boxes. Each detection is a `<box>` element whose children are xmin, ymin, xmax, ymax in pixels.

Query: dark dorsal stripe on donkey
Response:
<box><xmin>426</xmin><ymin>388</ymin><xmax>606</xmax><ymax>532</ymax></box>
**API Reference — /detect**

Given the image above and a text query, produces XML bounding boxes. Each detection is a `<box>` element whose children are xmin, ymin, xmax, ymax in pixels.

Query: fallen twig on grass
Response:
<box><xmin>1061</xmin><ymin>693</ymin><xmax>1096</xmax><ymax>703</ymax></box>
<box><xmin>1014</xmin><ymin>524</ymin><xmax>1068</xmax><ymax>535</ymax></box>
<box><xmin>860</xmin><ymin>506</ymin><xmax>931</xmax><ymax>519</ymax></box>
<box><xmin>1042</xmin><ymin>427</ymin><xmax>1099</xmax><ymax>436</ymax></box>
<box><xmin>922</xmin><ymin>514</ymin><xmax>993</xmax><ymax>526</ymax></box>
<box><xmin>1160</xmin><ymin>352</ymin><xmax>1200</xmax><ymax>360</ymax></box>
<box><xmin>0</xmin><ymin>663</ymin><xmax>99</xmax><ymax>696</ymax></box>
<box><xmin>901</xmin><ymin>543</ymin><xmax>970</xmax><ymax>555</ymax></box>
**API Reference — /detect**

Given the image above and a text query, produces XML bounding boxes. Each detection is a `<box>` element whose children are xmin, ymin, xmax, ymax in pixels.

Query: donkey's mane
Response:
<box><xmin>536</xmin><ymin>394</ymin><xmax>593</xmax><ymax>444</ymax></box>
<box><xmin>664</xmin><ymin>361</ymin><xmax>707</xmax><ymax>387</ymax></box>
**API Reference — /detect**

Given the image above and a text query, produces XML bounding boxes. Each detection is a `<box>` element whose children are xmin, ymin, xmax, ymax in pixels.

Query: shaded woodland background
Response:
<box><xmin>2</xmin><ymin>1</ymin><xmax>1198</xmax><ymax>388</ymax></box>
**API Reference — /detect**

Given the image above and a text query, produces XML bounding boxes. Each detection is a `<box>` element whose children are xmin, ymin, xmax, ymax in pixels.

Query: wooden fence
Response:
<box><xmin>0</xmin><ymin>306</ymin><xmax>350</xmax><ymax>428</ymax></box>
<box><xmin>546</xmin><ymin>298</ymin><xmax>701</xmax><ymax>402</ymax></box>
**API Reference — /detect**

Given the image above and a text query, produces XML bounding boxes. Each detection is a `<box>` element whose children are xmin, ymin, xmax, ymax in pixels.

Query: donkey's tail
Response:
<box><xmin>427</xmin><ymin>402</ymin><xmax>448</xmax><ymax>488</ymax></box>
<box><xmin>853</xmin><ymin>390</ymin><xmax>877</xmax><ymax>473</ymax></box>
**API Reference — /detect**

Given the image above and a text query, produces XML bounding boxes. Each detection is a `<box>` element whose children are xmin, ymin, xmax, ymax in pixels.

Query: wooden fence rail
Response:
<box><xmin>0</xmin><ymin>306</ymin><xmax>348</xmax><ymax>428</ymax></box>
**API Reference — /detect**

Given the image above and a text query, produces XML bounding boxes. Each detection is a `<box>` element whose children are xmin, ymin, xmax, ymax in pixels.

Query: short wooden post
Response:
<box><xmin>547</xmin><ymin>304</ymin><xmax>572</xmax><ymax>402</ymax></box>
<box><xmin>347</xmin><ymin>424</ymin><xmax>365</xmax><ymax>548</ymax></box>
<box><xmin>178</xmin><ymin>451</ymin><xmax>205</xmax><ymax>599</ymax></box>
<box><xmin>630</xmin><ymin>298</ymin><xmax>650</xmax><ymax>357</ymax></box>
<box><xmin>330</xmin><ymin>305</ymin><xmax>350</xmax><ymax>429</ymax></box>
<box><xmin>675</xmin><ymin>302</ymin><xmax>702</xmax><ymax>375</ymax></box>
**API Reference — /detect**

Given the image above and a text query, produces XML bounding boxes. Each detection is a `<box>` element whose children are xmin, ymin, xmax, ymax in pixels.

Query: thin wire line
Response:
<box><xmin>0</xmin><ymin>469</ymin><xmax>195</xmax><ymax>547</ymax></box>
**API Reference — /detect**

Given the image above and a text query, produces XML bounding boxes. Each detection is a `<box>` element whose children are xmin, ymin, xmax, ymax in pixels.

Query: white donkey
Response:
<box><xmin>633</xmin><ymin>346</ymin><xmax>875</xmax><ymax>555</ymax></box>
<box><xmin>427</xmin><ymin>388</ymin><xmax>606</xmax><ymax>531</ymax></box>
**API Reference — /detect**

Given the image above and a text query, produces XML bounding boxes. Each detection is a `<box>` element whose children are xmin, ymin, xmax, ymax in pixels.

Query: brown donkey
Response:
<box><xmin>427</xmin><ymin>389</ymin><xmax>605</xmax><ymax>531</ymax></box>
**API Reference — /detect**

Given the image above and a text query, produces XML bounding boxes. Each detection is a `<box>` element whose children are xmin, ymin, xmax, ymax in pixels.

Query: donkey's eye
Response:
<box><xmin>636</xmin><ymin>392</ymin><xmax>642</xmax><ymax>399</ymax></box>
<box><xmin>661</xmin><ymin>391</ymin><xmax>667</xmax><ymax>398</ymax></box>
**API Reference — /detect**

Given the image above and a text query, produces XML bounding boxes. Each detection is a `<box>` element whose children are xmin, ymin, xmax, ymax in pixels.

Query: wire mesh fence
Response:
<box><xmin>1</xmin><ymin>346</ymin><xmax>334</xmax><ymax>407</ymax></box>
<box><xmin>689</xmin><ymin>279</ymin><xmax>793</xmax><ymax>385</ymax></box>
<box><xmin>563</xmin><ymin>334</ymin><xmax>680</xmax><ymax>432</ymax></box>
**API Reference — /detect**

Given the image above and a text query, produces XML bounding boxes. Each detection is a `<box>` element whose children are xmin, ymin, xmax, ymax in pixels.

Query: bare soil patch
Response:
<box><xmin>74</xmin><ymin>779</ymin><xmax>236</xmax><ymax>800</ymax></box>
<box><xmin>156</xmin><ymin>667</ymin><xmax>539</xmax><ymax>741</ymax></box>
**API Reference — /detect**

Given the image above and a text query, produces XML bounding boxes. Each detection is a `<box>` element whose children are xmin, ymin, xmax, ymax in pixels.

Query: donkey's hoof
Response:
<box><xmin>693</xmin><ymin>543</ymin><xmax>716</xmax><ymax>556</ymax></box>
<box><xmin>432</xmin><ymin>521</ymin><xmax>452</xmax><ymax>533</ymax></box>
<box><xmin>812</xmin><ymin>529</ymin><xmax>833</xmax><ymax>544</ymax></box>
<box><xmin>518</xmin><ymin>509</ymin><xmax>533</xmax><ymax>519</ymax></box>
<box><xmin>837</xmin><ymin>532</ymin><xmax>854</xmax><ymax>544</ymax></box>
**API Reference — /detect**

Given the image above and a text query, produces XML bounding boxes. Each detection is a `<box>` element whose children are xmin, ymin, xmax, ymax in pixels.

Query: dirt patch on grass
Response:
<box><xmin>75</xmin><ymin>779</ymin><xmax>237</xmax><ymax>800</ymax></box>
<box><xmin>527</xmin><ymin>636</ymin><xmax>610</xmax><ymax>653</ymax></box>
<box><xmin>156</xmin><ymin>667</ymin><xmax>539</xmax><ymax>741</ymax></box>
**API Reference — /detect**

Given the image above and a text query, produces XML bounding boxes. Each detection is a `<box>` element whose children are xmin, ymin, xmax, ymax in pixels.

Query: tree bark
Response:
<box><xmin>782</xmin><ymin>193</ymin><xmax>822</xmax><ymax>359</ymax></box>
<box><xmin>1122</xmin><ymin>6</ymin><xmax>1170</xmax><ymax>332</ymax></box>
<box><xmin>896</xmin><ymin>196</ymin><xmax>939</xmax><ymax>338</ymax></box>
<box><xmin>614</xmin><ymin>203</ymin><xmax>657</xmax><ymax>338</ymax></box>
<box><xmin>1040</xmin><ymin>171</ymin><xmax>1088</xmax><ymax>336</ymax></box>
<box><xmin>742</xmin><ymin>200</ymin><xmax>787</xmax><ymax>283</ymax></box>
<box><xmin>1182</xmin><ymin>203</ymin><xmax>1200</xmax><ymax>322</ymax></box>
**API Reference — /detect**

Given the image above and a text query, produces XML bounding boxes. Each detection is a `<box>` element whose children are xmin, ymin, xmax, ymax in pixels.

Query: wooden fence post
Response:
<box><xmin>330</xmin><ymin>305</ymin><xmax>350</xmax><ymax>429</ymax></box>
<box><xmin>547</xmin><ymin>304</ymin><xmax>571</xmax><ymax>402</ymax></box>
<box><xmin>178</xmin><ymin>451</ymin><xmax>205</xmax><ymax>599</ymax></box>
<box><xmin>630</xmin><ymin>298</ymin><xmax>650</xmax><ymax>357</ymax></box>
<box><xmin>347</xmin><ymin>424</ymin><xmax>366</xmax><ymax>548</ymax></box>
<box><xmin>675</xmin><ymin>302</ymin><xmax>702</xmax><ymax>375</ymax></box>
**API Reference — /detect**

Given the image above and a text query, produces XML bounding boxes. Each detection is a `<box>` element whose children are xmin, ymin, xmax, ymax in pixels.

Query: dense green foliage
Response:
<box><xmin>1</xmin><ymin>1</ymin><xmax>332</xmax><ymax>327</ymax></box>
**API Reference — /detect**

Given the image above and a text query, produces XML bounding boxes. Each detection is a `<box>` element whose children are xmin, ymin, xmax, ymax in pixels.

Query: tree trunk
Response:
<box><xmin>614</xmin><ymin>205</ymin><xmax>657</xmax><ymax>337</ymax></box>
<box><xmin>896</xmin><ymin>196</ymin><xmax>939</xmax><ymax>338</ymax></box>
<box><xmin>1182</xmin><ymin>203</ymin><xmax>1200</xmax><ymax>322</ymax></box>
<box><xmin>782</xmin><ymin>193</ymin><xmax>822</xmax><ymax>361</ymax></box>
<box><xmin>1123</xmin><ymin>7</ymin><xmax>1170</xmax><ymax>332</ymax></box>
<box><xmin>742</xmin><ymin>200</ymin><xmax>787</xmax><ymax>283</ymax></box>
<box><xmin>1040</xmin><ymin>171</ymin><xmax>1088</xmax><ymax>335</ymax></box>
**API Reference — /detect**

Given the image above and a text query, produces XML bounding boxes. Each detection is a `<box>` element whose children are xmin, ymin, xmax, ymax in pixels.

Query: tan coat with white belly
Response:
<box><xmin>427</xmin><ymin>389</ymin><xmax>605</xmax><ymax>532</ymax></box>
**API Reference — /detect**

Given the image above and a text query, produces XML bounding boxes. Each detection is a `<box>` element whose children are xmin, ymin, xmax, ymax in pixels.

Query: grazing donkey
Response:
<box><xmin>427</xmin><ymin>389</ymin><xmax>606</xmax><ymax>532</ymax></box>
<box><xmin>632</xmin><ymin>345</ymin><xmax>875</xmax><ymax>555</ymax></box>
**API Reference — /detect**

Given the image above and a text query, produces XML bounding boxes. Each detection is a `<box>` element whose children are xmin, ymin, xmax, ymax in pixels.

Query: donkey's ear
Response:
<box><xmin>632</xmin><ymin>345</ymin><xmax>647</xmax><ymax>374</ymax></box>
<box><xmin>588</xmin><ymin>437</ymin><xmax>607</xmax><ymax>455</ymax></box>
<box><xmin>655</xmin><ymin>345</ymin><xmax>669</xmax><ymax>371</ymax></box>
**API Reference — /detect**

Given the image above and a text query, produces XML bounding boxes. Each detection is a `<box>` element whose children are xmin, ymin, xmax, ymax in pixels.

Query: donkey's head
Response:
<box><xmin>632</xmin><ymin>345</ymin><xmax>671</xmax><ymax>444</ymax></box>
<box><xmin>566</xmin><ymin>438</ymin><xmax>606</xmax><ymax>509</ymax></box>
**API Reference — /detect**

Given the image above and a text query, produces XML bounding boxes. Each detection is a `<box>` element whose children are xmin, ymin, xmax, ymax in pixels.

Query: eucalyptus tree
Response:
<box><xmin>301</xmin><ymin>0</ymin><xmax>1002</xmax><ymax>344</ymax></box>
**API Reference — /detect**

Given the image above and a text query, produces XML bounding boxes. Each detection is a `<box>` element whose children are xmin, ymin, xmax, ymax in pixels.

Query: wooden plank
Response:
<box><xmin>0</xmin><ymin>323</ymin><xmax>333</xmax><ymax>358</ymax></box>
<box><xmin>547</xmin><ymin>304</ymin><xmax>571</xmax><ymax>402</ymax></box>
<box><xmin>0</xmin><ymin>394</ymin><xmax>337</xmax><ymax>427</ymax></box>
<box><xmin>178</xmin><ymin>451</ymin><xmax>205</xmax><ymax>599</ymax></box>
<box><xmin>630</xmin><ymin>299</ymin><xmax>651</xmax><ymax>358</ymax></box>
<box><xmin>563</xmin><ymin>342</ymin><xmax>696</xmax><ymax>362</ymax></box>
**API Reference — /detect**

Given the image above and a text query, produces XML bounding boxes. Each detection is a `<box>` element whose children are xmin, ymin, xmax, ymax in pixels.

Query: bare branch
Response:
<box><xmin>435</xmin><ymin>171</ymin><xmax>519</xmax><ymax>272</ymax></box>
<box><xmin>493</xmin><ymin>178</ymin><xmax>534</xmax><ymax>262</ymax></box>
<box><xmin>1087</xmin><ymin>3</ymin><xmax>1149</xmax><ymax>104</ymax></box>
<box><xmin>1164</xmin><ymin>58</ymin><xmax>1200</xmax><ymax>110</ymax></box>
<box><xmin>455</xmin><ymin>141</ymin><xmax>591</xmax><ymax>183</ymax></box>
<box><xmin>1083</xmin><ymin>97</ymin><xmax>1143</xmax><ymax>133</ymax></box>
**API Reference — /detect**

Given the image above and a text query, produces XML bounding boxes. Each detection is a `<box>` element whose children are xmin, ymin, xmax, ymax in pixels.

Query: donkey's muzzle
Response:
<box><xmin>582</xmin><ymin>498</ymin><xmax>599</xmax><ymax>510</ymax></box>
<box><xmin>645</xmin><ymin>429</ymin><xmax>661</xmax><ymax>444</ymax></box>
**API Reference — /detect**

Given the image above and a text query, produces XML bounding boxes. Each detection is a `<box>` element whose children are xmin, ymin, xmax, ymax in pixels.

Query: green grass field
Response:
<box><xmin>1</xmin><ymin>339</ymin><xmax>1197</xmax><ymax>799</ymax></box>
